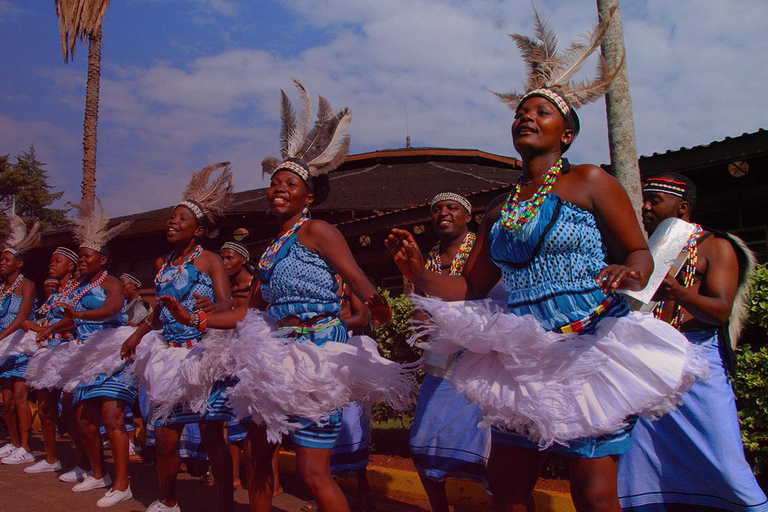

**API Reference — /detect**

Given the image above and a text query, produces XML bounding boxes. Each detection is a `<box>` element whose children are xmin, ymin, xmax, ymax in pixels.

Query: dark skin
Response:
<box><xmin>0</xmin><ymin>252</ymin><xmax>36</xmax><ymax>453</ymax></box>
<box><xmin>21</xmin><ymin>253</ymin><xmax>82</xmax><ymax>465</ymax></box>
<box><xmin>387</xmin><ymin>96</ymin><xmax>652</xmax><ymax>512</ymax></box>
<box><xmin>54</xmin><ymin>247</ymin><xmax>132</xmax><ymax>492</ymax></box>
<box><xmin>120</xmin><ymin>205</ymin><xmax>234</xmax><ymax>512</ymax></box>
<box><xmin>642</xmin><ymin>190</ymin><xmax>738</xmax><ymax>328</ymax></box>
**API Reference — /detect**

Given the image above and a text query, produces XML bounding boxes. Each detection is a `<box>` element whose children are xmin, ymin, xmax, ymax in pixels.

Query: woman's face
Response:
<box><xmin>166</xmin><ymin>206</ymin><xmax>203</xmax><ymax>244</ymax></box>
<box><xmin>48</xmin><ymin>253</ymin><xmax>75</xmax><ymax>280</ymax></box>
<box><xmin>220</xmin><ymin>248</ymin><xmax>246</xmax><ymax>277</ymax></box>
<box><xmin>267</xmin><ymin>170</ymin><xmax>313</xmax><ymax>218</ymax></box>
<box><xmin>78</xmin><ymin>247</ymin><xmax>107</xmax><ymax>278</ymax></box>
<box><xmin>511</xmin><ymin>96</ymin><xmax>574</xmax><ymax>155</ymax></box>
<box><xmin>0</xmin><ymin>251</ymin><xmax>22</xmax><ymax>278</ymax></box>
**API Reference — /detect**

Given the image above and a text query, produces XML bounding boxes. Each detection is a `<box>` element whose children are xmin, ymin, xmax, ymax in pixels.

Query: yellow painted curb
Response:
<box><xmin>278</xmin><ymin>451</ymin><xmax>575</xmax><ymax>512</ymax></box>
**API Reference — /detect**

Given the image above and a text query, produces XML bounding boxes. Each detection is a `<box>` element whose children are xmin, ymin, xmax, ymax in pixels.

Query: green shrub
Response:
<box><xmin>746</xmin><ymin>264</ymin><xmax>768</xmax><ymax>332</ymax></box>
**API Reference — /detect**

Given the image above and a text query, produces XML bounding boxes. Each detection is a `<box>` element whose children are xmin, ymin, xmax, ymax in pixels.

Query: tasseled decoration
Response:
<box><xmin>3</xmin><ymin>215</ymin><xmax>41</xmax><ymax>255</ymax></box>
<box><xmin>68</xmin><ymin>197</ymin><xmax>132</xmax><ymax>252</ymax></box>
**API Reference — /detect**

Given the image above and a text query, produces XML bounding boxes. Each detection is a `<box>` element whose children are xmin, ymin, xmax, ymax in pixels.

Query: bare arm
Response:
<box><xmin>0</xmin><ymin>280</ymin><xmax>36</xmax><ymax>341</ymax></box>
<box><xmin>340</xmin><ymin>282</ymin><xmax>369</xmax><ymax>330</ymax></box>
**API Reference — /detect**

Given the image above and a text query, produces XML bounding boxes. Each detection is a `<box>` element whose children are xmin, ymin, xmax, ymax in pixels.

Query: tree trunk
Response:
<box><xmin>597</xmin><ymin>0</ymin><xmax>644</xmax><ymax>228</ymax></box>
<box><xmin>81</xmin><ymin>25</ymin><xmax>102</xmax><ymax>207</ymax></box>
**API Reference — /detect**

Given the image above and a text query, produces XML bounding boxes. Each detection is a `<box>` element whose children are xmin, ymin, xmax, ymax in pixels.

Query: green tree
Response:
<box><xmin>0</xmin><ymin>146</ymin><xmax>67</xmax><ymax>230</ymax></box>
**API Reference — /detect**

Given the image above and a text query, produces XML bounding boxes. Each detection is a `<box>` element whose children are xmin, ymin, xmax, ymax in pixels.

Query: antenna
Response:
<box><xmin>405</xmin><ymin>104</ymin><xmax>411</xmax><ymax>148</ymax></box>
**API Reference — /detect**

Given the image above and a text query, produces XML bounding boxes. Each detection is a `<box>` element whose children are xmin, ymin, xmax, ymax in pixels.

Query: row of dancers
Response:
<box><xmin>1</xmin><ymin>12</ymin><xmax>766</xmax><ymax>512</ymax></box>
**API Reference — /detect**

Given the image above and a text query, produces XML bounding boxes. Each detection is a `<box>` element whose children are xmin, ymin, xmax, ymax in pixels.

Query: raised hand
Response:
<box><xmin>157</xmin><ymin>295</ymin><xmax>194</xmax><ymax>326</ymax></box>
<box><xmin>365</xmin><ymin>293</ymin><xmax>392</xmax><ymax>326</ymax></box>
<box><xmin>385</xmin><ymin>229</ymin><xmax>426</xmax><ymax>282</ymax></box>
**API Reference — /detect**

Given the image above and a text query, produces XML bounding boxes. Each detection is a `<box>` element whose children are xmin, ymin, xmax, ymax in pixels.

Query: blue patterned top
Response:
<box><xmin>490</xmin><ymin>192</ymin><xmax>628</xmax><ymax>331</ymax></box>
<box><xmin>260</xmin><ymin>233</ymin><xmax>340</xmax><ymax>321</ymax></box>
<box><xmin>0</xmin><ymin>293</ymin><xmax>33</xmax><ymax>330</ymax></box>
<box><xmin>74</xmin><ymin>281</ymin><xmax>128</xmax><ymax>343</ymax></box>
<box><xmin>41</xmin><ymin>291</ymin><xmax>75</xmax><ymax>347</ymax></box>
<box><xmin>156</xmin><ymin>259</ymin><xmax>214</xmax><ymax>346</ymax></box>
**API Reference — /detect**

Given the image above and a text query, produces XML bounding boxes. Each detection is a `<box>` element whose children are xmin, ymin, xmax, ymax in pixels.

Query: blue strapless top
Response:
<box><xmin>156</xmin><ymin>259</ymin><xmax>214</xmax><ymax>346</ymax></box>
<box><xmin>490</xmin><ymin>193</ymin><xmax>628</xmax><ymax>331</ymax></box>
<box><xmin>0</xmin><ymin>293</ymin><xmax>33</xmax><ymax>330</ymax></box>
<box><xmin>260</xmin><ymin>234</ymin><xmax>340</xmax><ymax>321</ymax></box>
<box><xmin>74</xmin><ymin>283</ymin><xmax>128</xmax><ymax>342</ymax></box>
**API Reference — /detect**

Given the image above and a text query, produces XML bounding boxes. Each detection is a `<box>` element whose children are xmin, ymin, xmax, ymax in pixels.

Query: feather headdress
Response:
<box><xmin>176</xmin><ymin>162</ymin><xmax>234</xmax><ymax>228</ymax></box>
<box><xmin>68</xmin><ymin>197</ymin><xmax>132</xmax><ymax>254</ymax></box>
<box><xmin>494</xmin><ymin>7</ymin><xmax>623</xmax><ymax>133</ymax></box>
<box><xmin>2</xmin><ymin>215</ymin><xmax>40</xmax><ymax>258</ymax></box>
<box><xmin>261</xmin><ymin>79</ymin><xmax>352</xmax><ymax>188</ymax></box>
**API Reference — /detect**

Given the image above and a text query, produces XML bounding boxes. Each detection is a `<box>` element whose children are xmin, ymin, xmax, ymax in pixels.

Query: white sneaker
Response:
<box><xmin>0</xmin><ymin>443</ymin><xmax>16</xmax><ymax>457</ymax></box>
<box><xmin>25</xmin><ymin>459</ymin><xmax>63</xmax><ymax>473</ymax></box>
<box><xmin>1</xmin><ymin>447</ymin><xmax>34</xmax><ymax>465</ymax></box>
<box><xmin>72</xmin><ymin>474</ymin><xmax>112</xmax><ymax>492</ymax></box>
<box><xmin>146</xmin><ymin>500</ymin><xmax>181</xmax><ymax>512</ymax></box>
<box><xmin>59</xmin><ymin>466</ymin><xmax>92</xmax><ymax>483</ymax></box>
<box><xmin>96</xmin><ymin>487</ymin><xmax>133</xmax><ymax>508</ymax></box>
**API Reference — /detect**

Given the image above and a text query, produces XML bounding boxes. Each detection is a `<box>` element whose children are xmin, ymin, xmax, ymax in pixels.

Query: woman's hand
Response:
<box><xmin>156</xmin><ymin>295</ymin><xmax>194</xmax><ymax>326</ymax></box>
<box><xmin>55</xmin><ymin>303</ymin><xmax>79</xmax><ymax>320</ymax></box>
<box><xmin>121</xmin><ymin>333</ymin><xmax>142</xmax><ymax>361</ymax></box>
<box><xmin>385</xmin><ymin>229</ymin><xmax>425</xmax><ymax>283</ymax></box>
<box><xmin>193</xmin><ymin>293</ymin><xmax>216</xmax><ymax>314</ymax></box>
<box><xmin>21</xmin><ymin>320</ymin><xmax>40</xmax><ymax>333</ymax></box>
<box><xmin>365</xmin><ymin>293</ymin><xmax>392</xmax><ymax>326</ymax></box>
<box><xmin>35</xmin><ymin>325</ymin><xmax>55</xmax><ymax>346</ymax></box>
<box><xmin>596</xmin><ymin>264</ymin><xmax>644</xmax><ymax>293</ymax></box>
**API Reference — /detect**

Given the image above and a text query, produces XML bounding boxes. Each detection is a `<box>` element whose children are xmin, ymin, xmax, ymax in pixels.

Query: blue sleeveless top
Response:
<box><xmin>156</xmin><ymin>258</ymin><xmax>214</xmax><ymax>346</ymax></box>
<box><xmin>260</xmin><ymin>234</ymin><xmax>340</xmax><ymax>321</ymax></box>
<box><xmin>490</xmin><ymin>193</ymin><xmax>628</xmax><ymax>331</ymax></box>
<box><xmin>74</xmin><ymin>281</ymin><xmax>128</xmax><ymax>343</ymax></box>
<box><xmin>40</xmin><ymin>290</ymin><xmax>75</xmax><ymax>346</ymax></box>
<box><xmin>0</xmin><ymin>293</ymin><xmax>33</xmax><ymax>330</ymax></box>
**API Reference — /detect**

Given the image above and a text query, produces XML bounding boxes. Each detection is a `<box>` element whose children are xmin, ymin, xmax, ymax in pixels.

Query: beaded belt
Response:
<box><xmin>281</xmin><ymin>316</ymin><xmax>341</xmax><ymax>336</ymax></box>
<box><xmin>167</xmin><ymin>339</ymin><xmax>197</xmax><ymax>348</ymax></box>
<box><xmin>553</xmin><ymin>297</ymin><xmax>613</xmax><ymax>334</ymax></box>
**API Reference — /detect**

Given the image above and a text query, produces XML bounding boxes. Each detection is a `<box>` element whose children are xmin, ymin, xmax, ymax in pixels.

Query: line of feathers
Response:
<box><xmin>181</xmin><ymin>161</ymin><xmax>234</xmax><ymax>225</ymax></box>
<box><xmin>67</xmin><ymin>197</ymin><xmax>132</xmax><ymax>250</ymax></box>
<box><xmin>3</xmin><ymin>214</ymin><xmax>40</xmax><ymax>254</ymax></box>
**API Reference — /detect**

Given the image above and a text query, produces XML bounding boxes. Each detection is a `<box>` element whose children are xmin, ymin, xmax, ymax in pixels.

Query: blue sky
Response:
<box><xmin>1</xmin><ymin>0</ymin><xmax>766</xmax><ymax>215</ymax></box>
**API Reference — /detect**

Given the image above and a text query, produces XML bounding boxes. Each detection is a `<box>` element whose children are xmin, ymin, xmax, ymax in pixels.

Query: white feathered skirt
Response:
<box><xmin>409</xmin><ymin>295</ymin><xmax>709</xmax><ymax>450</ymax></box>
<box><xmin>0</xmin><ymin>330</ymin><xmax>39</xmax><ymax>379</ymax></box>
<box><xmin>131</xmin><ymin>329</ymin><xmax>236</xmax><ymax>426</ymax></box>
<box><xmin>226</xmin><ymin>311</ymin><xmax>417</xmax><ymax>444</ymax></box>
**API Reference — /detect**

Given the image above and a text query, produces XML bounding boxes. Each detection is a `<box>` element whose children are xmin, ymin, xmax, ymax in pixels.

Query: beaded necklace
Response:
<box><xmin>425</xmin><ymin>232</ymin><xmax>476</xmax><ymax>276</ymax></box>
<box><xmin>0</xmin><ymin>273</ymin><xmax>24</xmax><ymax>307</ymax></box>
<box><xmin>653</xmin><ymin>224</ymin><xmax>703</xmax><ymax>329</ymax></box>
<box><xmin>499</xmin><ymin>158</ymin><xmax>563</xmax><ymax>231</ymax></box>
<box><xmin>65</xmin><ymin>271</ymin><xmax>108</xmax><ymax>307</ymax></box>
<box><xmin>259</xmin><ymin>214</ymin><xmax>309</xmax><ymax>271</ymax></box>
<box><xmin>155</xmin><ymin>245</ymin><xmax>203</xmax><ymax>286</ymax></box>
<box><xmin>37</xmin><ymin>277</ymin><xmax>79</xmax><ymax>316</ymax></box>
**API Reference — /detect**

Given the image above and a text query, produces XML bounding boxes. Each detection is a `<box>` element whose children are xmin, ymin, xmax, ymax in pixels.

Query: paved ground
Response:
<box><xmin>0</xmin><ymin>433</ymin><xmax>431</xmax><ymax>512</ymax></box>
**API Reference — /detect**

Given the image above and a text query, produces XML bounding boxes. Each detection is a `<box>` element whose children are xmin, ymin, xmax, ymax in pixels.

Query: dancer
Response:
<box><xmin>408</xmin><ymin>192</ymin><xmax>490</xmax><ymax>512</ymax></box>
<box><xmin>22</xmin><ymin>247</ymin><xmax>81</xmax><ymax>474</ymax></box>
<box><xmin>121</xmin><ymin>273</ymin><xmax>151</xmax><ymax>327</ymax></box>
<box><xmin>121</xmin><ymin>162</ymin><xmax>236</xmax><ymax>512</ymax></box>
<box><xmin>52</xmin><ymin>199</ymin><xmax>135</xmax><ymax>507</ymax></box>
<box><xmin>0</xmin><ymin>215</ymin><xmax>39</xmax><ymax>465</ymax></box>
<box><xmin>617</xmin><ymin>174</ymin><xmax>768</xmax><ymax>511</ymax></box>
<box><xmin>386</xmin><ymin>11</ymin><xmax>706</xmax><ymax>512</ymax></box>
<box><xmin>43</xmin><ymin>278</ymin><xmax>59</xmax><ymax>301</ymax></box>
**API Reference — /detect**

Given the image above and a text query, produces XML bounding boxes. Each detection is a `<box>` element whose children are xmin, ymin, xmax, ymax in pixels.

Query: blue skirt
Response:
<box><xmin>156</xmin><ymin>379</ymin><xmax>234</xmax><ymax>426</ymax></box>
<box><xmin>72</xmin><ymin>365</ymin><xmax>137</xmax><ymax>406</ymax></box>
<box><xmin>618</xmin><ymin>330</ymin><xmax>768</xmax><ymax>511</ymax></box>
<box><xmin>227</xmin><ymin>417</ymin><xmax>250</xmax><ymax>444</ymax></box>
<box><xmin>331</xmin><ymin>401</ymin><xmax>370</xmax><ymax>473</ymax></box>
<box><xmin>410</xmin><ymin>374</ymin><xmax>490</xmax><ymax>482</ymax></box>
<box><xmin>0</xmin><ymin>353</ymin><xmax>29</xmax><ymax>379</ymax></box>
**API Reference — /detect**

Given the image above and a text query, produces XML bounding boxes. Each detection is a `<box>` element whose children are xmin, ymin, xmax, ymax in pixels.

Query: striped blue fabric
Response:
<box><xmin>0</xmin><ymin>354</ymin><xmax>29</xmax><ymax>379</ymax></box>
<box><xmin>155</xmin><ymin>379</ymin><xmax>234</xmax><ymax>426</ymax></box>
<box><xmin>331</xmin><ymin>401</ymin><xmax>370</xmax><ymax>473</ymax></box>
<box><xmin>488</xmin><ymin>191</ymin><xmax>633</xmax><ymax>457</ymax></box>
<box><xmin>72</xmin><ymin>365</ymin><xmax>137</xmax><ymax>406</ymax></box>
<box><xmin>227</xmin><ymin>417</ymin><xmax>250</xmax><ymax>444</ymax></box>
<box><xmin>0</xmin><ymin>292</ymin><xmax>35</xmax><ymax>379</ymax></box>
<box><xmin>73</xmin><ymin>283</ymin><xmax>127</xmax><ymax>341</ymax></box>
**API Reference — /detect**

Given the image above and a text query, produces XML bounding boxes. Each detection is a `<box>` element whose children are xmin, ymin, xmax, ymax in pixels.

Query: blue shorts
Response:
<box><xmin>289</xmin><ymin>412</ymin><xmax>343</xmax><ymax>449</ymax></box>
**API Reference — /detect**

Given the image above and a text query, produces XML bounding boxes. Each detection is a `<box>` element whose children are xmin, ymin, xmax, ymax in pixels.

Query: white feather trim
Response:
<box><xmin>25</xmin><ymin>340</ymin><xmax>70</xmax><ymax>390</ymax></box>
<box><xmin>410</xmin><ymin>295</ymin><xmax>709</xmax><ymax>448</ymax></box>
<box><xmin>58</xmin><ymin>326</ymin><xmax>137</xmax><ymax>392</ymax></box>
<box><xmin>0</xmin><ymin>330</ymin><xmax>39</xmax><ymax>363</ymax></box>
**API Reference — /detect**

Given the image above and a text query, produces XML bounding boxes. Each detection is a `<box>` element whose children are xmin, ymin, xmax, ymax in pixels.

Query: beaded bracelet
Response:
<box><xmin>196</xmin><ymin>310</ymin><xmax>208</xmax><ymax>332</ymax></box>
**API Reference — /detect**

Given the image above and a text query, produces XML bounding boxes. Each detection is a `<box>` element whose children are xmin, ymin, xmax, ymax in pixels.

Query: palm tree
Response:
<box><xmin>55</xmin><ymin>0</ymin><xmax>111</xmax><ymax>207</ymax></box>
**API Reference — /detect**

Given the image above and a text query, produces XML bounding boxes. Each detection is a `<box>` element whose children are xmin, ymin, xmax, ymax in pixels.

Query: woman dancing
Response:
<box><xmin>0</xmin><ymin>215</ymin><xmax>39</xmax><ymax>465</ymax></box>
<box><xmin>387</xmin><ymin>12</ymin><xmax>706</xmax><ymax>512</ymax></box>
<box><xmin>121</xmin><ymin>162</ymin><xmax>236</xmax><ymax>512</ymax></box>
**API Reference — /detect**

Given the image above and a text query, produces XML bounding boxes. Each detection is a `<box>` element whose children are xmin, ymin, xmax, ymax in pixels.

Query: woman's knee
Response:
<box><xmin>155</xmin><ymin>427</ymin><xmax>180</xmax><ymax>458</ymax></box>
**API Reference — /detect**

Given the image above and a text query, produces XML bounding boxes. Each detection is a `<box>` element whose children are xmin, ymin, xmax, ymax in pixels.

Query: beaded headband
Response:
<box><xmin>120</xmin><ymin>273</ymin><xmax>141</xmax><ymax>287</ymax></box>
<box><xmin>221</xmin><ymin>241</ymin><xmax>250</xmax><ymax>261</ymax></box>
<box><xmin>54</xmin><ymin>247</ymin><xmax>79</xmax><ymax>263</ymax></box>
<box><xmin>430</xmin><ymin>192</ymin><xmax>472</xmax><ymax>214</ymax></box>
<box><xmin>643</xmin><ymin>176</ymin><xmax>697</xmax><ymax>201</ymax></box>
<box><xmin>274</xmin><ymin>159</ymin><xmax>312</xmax><ymax>186</ymax></box>
<box><xmin>2</xmin><ymin>247</ymin><xmax>21</xmax><ymax>258</ymax></box>
<box><xmin>176</xmin><ymin>199</ymin><xmax>206</xmax><ymax>222</ymax></box>
<box><xmin>44</xmin><ymin>278</ymin><xmax>59</xmax><ymax>285</ymax></box>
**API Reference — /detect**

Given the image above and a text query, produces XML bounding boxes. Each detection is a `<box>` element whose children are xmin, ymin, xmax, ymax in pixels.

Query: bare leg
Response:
<box><xmin>487</xmin><ymin>443</ymin><xmax>547</xmax><ymax>512</ymax></box>
<box><xmin>1</xmin><ymin>379</ymin><xmax>20</xmax><ymax>447</ymax></box>
<box><xmin>155</xmin><ymin>423</ymin><xmax>183</xmax><ymax>508</ymax></box>
<box><xmin>201</xmin><ymin>421</ymin><xmax>234</xmax><ymax>512</ymax></box>
<box><xmin>13</xmin><ymin>379</ymin><xmax>32</xmax><ymax>452</ymax></box>
<box><xmin>101</xmin><ymin>400</ymin><xmax>130</xmax><ymax>491</ymax></box>
<box><xmin>567</xmin><ymin>456</ymin><xmax>622</xmax><ymax>512</ymax></box>
<box><xmin>229</xmin><ymin>442</ymin><xmax>242</xmax><ymax>487</ymax></box>
<box><xmin>295</xmin><ymin>445</ymin><xmax>350</xmax><ymax>512</ymax></box>
<box><xmin>244</xmin><ymin>423</ymin><xmax>279</xmax><ymax>512</ymax></box>
<box><xmin>37</xmin><ymin>388</ymin><xmax>62</xmax><ymax>463</ymax></box>
<box><xmin>419</xmin><ymin>475</ymin><xmax>449</xmax><ymax>512</ymax></box>
<box><xmin>272</xmin><ymin>446</ymin><xmax>283</xmax><ymax>496</ymax></box>
<box><xmin>76</xmin><ymin>400</ymin><xmax>105</xmax><ymax>479</ymax></box>
<box><xmin>62</xmin><ymin>392</ymin><xmax>90</xmax><ymax>470</ymax></box>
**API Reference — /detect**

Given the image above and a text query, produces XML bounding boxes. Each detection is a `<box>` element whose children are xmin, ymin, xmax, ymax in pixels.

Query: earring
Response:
<box><xmin>303</xmin><ymin>206</ymin><xmax>309</xmax><ymax>215</ymax></box>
